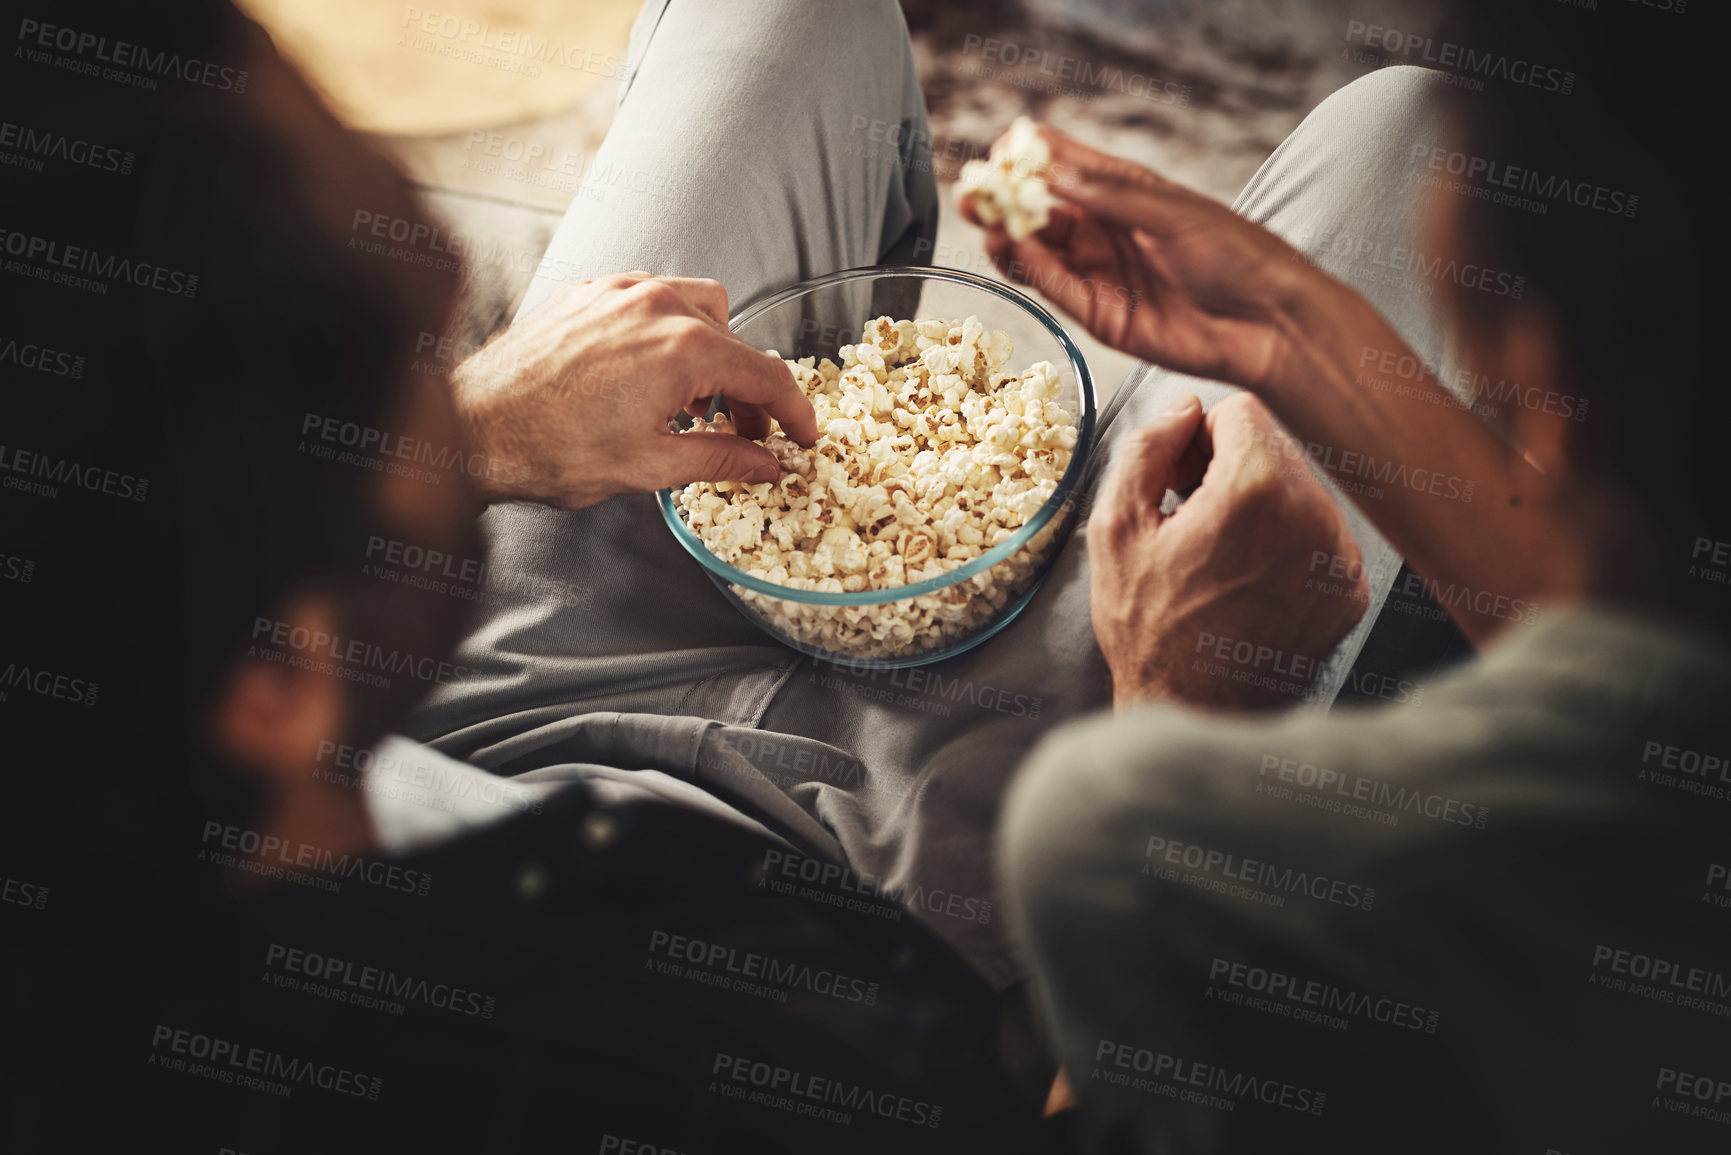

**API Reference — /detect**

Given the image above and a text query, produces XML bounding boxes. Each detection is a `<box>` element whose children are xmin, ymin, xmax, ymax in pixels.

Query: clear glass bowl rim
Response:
<box><xmin>656</xmin><ymin>264</ymin><xmax>1098</xmax><ymax>607</ymax></box>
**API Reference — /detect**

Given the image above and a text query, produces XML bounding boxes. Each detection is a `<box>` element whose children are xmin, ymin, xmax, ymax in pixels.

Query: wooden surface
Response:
<box><xmin>240</xmin><ymin>0</ymin><xmax>639</xmax><ymax>134</ymax></box>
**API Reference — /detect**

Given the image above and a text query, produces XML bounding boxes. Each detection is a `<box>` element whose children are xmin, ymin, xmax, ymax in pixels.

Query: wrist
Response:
<box><xmin>449</xmin><ymin>359</ymin><xmax>547</xmax><ymax>506</ymax></box>
<box><xmin>1110</xmin><ymin>660</ymin><xmax>1310</xmax><ymax>714</ymax></box>
<box><xmin>1256</xmin><ymin>252</ymin><xmax>1367</xmax><ymax>402</ymax></box>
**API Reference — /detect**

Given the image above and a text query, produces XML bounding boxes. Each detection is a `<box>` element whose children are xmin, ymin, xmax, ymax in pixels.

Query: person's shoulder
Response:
<box><xmin>1005</xmin><ymin>605</ymin><xmax>1730</xmax><ymax>894</ymax></box>
<box><xmin>1025</xmin><ymin>604</ymin><xmax>1730</xmax><ymax>810</ymax></box>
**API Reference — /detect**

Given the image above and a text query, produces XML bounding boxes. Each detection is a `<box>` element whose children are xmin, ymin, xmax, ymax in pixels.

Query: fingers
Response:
<box><xmin>988</xmin><ymin>229</ymin><xmax>1139</xmax><ymax>352</ymax></box>
<box><xmin>1188</xmin><ymin>393</ymin><xmax>1334</xmax><ymax>522</ymax></box>
<box><xmin>728</xmin><ymin>400</ymin><xmax>772</xmax><ymax>442</ymax></box>
<box><xmin>981</xmin><ymin>203</ymin><xmax>1084</xmax><ymax>267</ymax></box>
<box><xmin>958</xmin><ymin>191</ymin><xmax>986</xmax><ymax>229</ymax></box>
<box><xmin>696</xmin><ymin>330</ymin><xmax>819</xmax><ymax>446</ymax></box>
<box><xmin>1050</xmin><ymin>165</ymin><xmax>1212</xmax><ymax>242</ymax></box>
<box><xmin>1026</xmin><ymin>127</ymin><xmax>1221</xmax><ymax>243</ymax></box>
<box><xmin>603</xmin><ymin>276</ymin><xmax>810</xmax><ymax>446</ymax></box>
<box><xmin>582</xmin><ymin>272</ymin><xmax>730</xmax><ymax>327</ymax></box>
<box><xmin>1203</xmin><ymin>393</ymin><xmax>1293</xmax><ymax>479</ymax></box>
<box><xmin>650</xmin><ymin>429</ymin><xmax>782</xmax><ymax>490</ymax></box>
<box><xmin>1092</xmin><ymin>394</ymin><xmax>1205</xmax><ymax>540</ymax></box>
<box><xmin>1040</xmin><ymin>129</ymin><xmax>1165</xmax><ymax>194</ymax></box>
<box><xmin>987</xmin><ymin>230</ymin><xmax>1084</xmax><ymax>306</ymax></box>
<box><xmin>1125</xmin><ymin>393</ymin><xmax>1207</xmax><ymax>508</ymax></box>
<box><xmin>962</xmin><ymin>119</ymin><xmax>1189</xmax><ymax>244</ymax></box>
<box><xmin>656</xmin><ymin>276</ymin><xmax>730</xmax><ymax>327</ymax></box>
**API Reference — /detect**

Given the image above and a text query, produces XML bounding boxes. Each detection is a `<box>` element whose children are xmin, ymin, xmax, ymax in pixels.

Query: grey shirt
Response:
<box><xmin>1001</xmin><ymin>608</ymin><xmax>1731</xmax><ymax>1153</ymax></box>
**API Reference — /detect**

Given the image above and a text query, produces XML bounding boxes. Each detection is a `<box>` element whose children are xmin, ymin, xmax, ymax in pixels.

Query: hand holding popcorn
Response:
<box><xmin>957</xmin><ymin>116</ymin><xmax>1057</xmax><ymax>241</ymax></box>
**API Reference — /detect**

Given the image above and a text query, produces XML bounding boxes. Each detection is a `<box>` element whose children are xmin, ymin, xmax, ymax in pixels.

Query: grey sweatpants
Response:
<box><xmin>406</xmin><ymin>0</ymin><xmax>1454</xmax><ymax>990</ymax></box>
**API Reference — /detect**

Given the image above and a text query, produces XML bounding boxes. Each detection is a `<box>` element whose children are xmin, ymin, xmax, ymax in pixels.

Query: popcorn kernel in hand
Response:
<box><xmin>957</xmin><ymin>117</ymin><xmax>1056</xmax><ymax>242</ymax></box>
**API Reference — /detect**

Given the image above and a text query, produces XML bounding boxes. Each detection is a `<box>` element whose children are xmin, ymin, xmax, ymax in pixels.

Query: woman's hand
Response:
<box><xmin>450</xmin><ymin>273</ymin><xmax>818</xmax><ymax>510</ymax></box>
<box><xmin>962</xmin><ymin>123</ymin><xmax>1588</xmax><ymax>649</ymax></box>
<box><xmin>963</xmin><ymin>127</ymin><xmax>1311</xmax><ymax>395</ymax></box>
<box><xmin>1091</xmin><ymin>393</ymin><xmax>1367</xmax><ymax>710</ymax></box>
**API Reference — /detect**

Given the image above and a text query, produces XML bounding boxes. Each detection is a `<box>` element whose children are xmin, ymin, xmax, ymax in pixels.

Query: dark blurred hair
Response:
<box><xmin>1</xmin><ymin>0</ymin><xmax>452</xmax><ymax>917</ymax></box>
<box><xmin>1437</xmin><ymin>1</ymin><xmax>1725</xmax><ymax>630</ymax></box>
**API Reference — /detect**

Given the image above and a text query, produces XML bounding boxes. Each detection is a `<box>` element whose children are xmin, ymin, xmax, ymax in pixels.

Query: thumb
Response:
<box><xmin>1117</xmin><ymin>393</ymin><xmax>1206</xmax><ymax>512</ymax></box>
<box><xmin>1092</xmin><ymin>393</ymin><xmax>1204</xmax><ymax>539</ymax></box>
<box><xmin>650</xmin><ymin>430</ymin><xmax>783</xmax><ymax>490</ymax></box>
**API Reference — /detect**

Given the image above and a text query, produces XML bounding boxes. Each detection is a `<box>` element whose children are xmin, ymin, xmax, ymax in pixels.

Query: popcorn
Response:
<box><xmin>676</xmin><ymin>316</ymin><xmax>1080</xmax><ymax>661</ymax></box>
<box><xmin>957</xmin><ymin>117</ymin><xmax>1057</xmax><ymax>242</ymax></box>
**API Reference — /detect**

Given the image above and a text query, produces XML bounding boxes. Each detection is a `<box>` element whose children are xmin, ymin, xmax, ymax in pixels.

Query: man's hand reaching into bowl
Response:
<box><xmin>450</xmin><ymin>273</ymin><xmax>818</xmax><ymax>510</ymax></box>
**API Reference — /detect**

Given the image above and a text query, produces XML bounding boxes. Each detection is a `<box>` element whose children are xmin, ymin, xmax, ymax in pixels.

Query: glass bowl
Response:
<box><xmin>657</xmin><ymin>265</ymin><xmax>1097</xmax><ymax>669</ymax></box>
